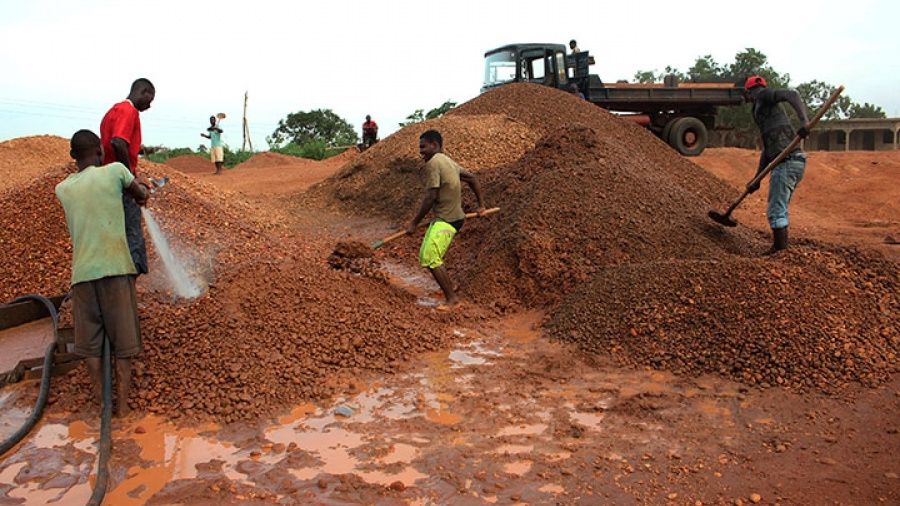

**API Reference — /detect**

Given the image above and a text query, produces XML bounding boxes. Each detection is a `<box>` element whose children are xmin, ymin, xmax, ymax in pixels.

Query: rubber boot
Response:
<box><xmin>764</xmin><ymin>227</ymin><xmax>788</xmax><ymax>255</ymax></box>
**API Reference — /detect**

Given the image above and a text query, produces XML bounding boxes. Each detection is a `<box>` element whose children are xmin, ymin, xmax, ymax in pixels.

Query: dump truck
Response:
<box><xmin>482</xmin><ymin>43</ymin><xmax>747</xmax><ymax>156</ymax></box>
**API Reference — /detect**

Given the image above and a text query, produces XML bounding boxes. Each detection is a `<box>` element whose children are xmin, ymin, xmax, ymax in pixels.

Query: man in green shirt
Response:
<box><xmin>406</xmin><ymin>129</ymin><xmax>487</xmax><ymax>310</ymax></box>
<box><xmin>56</xmin><ymin>130</ymin><xmax>152</xmax><ymax>416</ymax></box>
<box><xmin>201</xmin><ymin>115</ymin><xmax>225</xmax><ymax>174</ymax></box>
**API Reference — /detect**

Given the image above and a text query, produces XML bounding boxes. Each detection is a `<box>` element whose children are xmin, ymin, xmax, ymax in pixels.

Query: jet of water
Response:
<box><xmin>142</xmin><ymin>208</ymin><xmax>203</xmax><ymax>299</ymax></box>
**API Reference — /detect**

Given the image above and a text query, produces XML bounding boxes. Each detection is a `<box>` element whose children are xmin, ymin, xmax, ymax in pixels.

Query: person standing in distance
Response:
<box><xmin>100</xmin><ymin>78</ymin><xmax>155</xmax><ymax>275</ymax></box>
<box><xmin>406</xmin><ymin>130</ymin><xmax>487</xmax><ymax>310</ymax></box>
<box><xmin>362</xmin><ymin>115</ymin><xmax>379</xmax><ymax>150</ymax></box>
<box><xmin>201</xmin><ymin>115</ymin><xmax>225</xmax><ymax>174</ymax></box>
<box><xmin>56</xmin><ymin>130</ymin><xmax>152</xmax><ymax>417</ymax></box>
<box><xmin>744</xmin><ymin>75</ymin><xmax>810</xmax><ymax>255</ymax></box>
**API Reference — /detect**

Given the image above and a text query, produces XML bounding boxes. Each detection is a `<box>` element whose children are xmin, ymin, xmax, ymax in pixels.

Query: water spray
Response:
<box><xmin>141</xmin><ymin>178</ymin><xmax>205</xmax><ymax>299</ymax></box>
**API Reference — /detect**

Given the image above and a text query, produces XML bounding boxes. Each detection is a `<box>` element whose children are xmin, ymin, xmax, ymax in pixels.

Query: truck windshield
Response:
<box><xmin>484</xmin><ymin>51</ymin><xmax>517</xmax><ymax>88</ymax></box>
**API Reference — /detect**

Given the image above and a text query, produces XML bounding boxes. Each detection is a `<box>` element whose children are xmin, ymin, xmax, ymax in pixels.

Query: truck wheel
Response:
<box><xmin>661</xmin><ymin>119</ymin><xmax>678</xmax><ymax>146</ymax></box>
<box><xmin>668</xmin><ymin>117</ymin><xmax>708</xmax><ymax>156</ymax></box>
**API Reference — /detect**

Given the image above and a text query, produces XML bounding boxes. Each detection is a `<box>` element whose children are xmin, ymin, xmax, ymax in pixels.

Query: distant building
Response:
<box><xmin>806</xmin><ymin>118</ymin><xmax>900</xmax><ymax>151</ymax></box>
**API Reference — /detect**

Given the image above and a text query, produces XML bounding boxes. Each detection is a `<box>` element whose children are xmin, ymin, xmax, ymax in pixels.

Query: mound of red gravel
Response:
<box><xmin>304</xmin><ymin>113</ymin><xmax>539</xmax><ymax>220</ymax></box>
<box><xmin>234</xmin><ymin>152</ymin><xmax>313</xmax><ymax>170</ymax></box>
<box><xmin>0</xmin><ymin>135</ymin><xmax>70</xmax><ymax>193</ymax></box>
<box><xmin>545</xmin><ymin>245</ymin><xmax>900</xmax><ymax>393</ymax></box>
<box><xmin>0</xmin><ymin>149</ymin><xmax>465</xmax><ymax>423</ymax></box>
<box><xmin>165</xmin><ymin>154</ymin><xmax>214</xmax><ymax>174</ymax></box>
<box><xmin>309</xmin><ymin>83</ymin><xmax>900</xmax><ymax>392</ymax></box>
<box><xmin>446</xmin><ymin>123</ymin><xmax>758</xmax><ymax>309</ymax></box>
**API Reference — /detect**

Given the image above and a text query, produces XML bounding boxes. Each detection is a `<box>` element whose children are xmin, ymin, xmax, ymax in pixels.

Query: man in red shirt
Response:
<box><xmin>362</xmin><ymin>114</ymin><xmax>378</xmax><ymax>149</ymax></box>
<box><xmin>100</xmin><ymin>78</ymin><xmax>155</xmax><ymax>275</ymax></box>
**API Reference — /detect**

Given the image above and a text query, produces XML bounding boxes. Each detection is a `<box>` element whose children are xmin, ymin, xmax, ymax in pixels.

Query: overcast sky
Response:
<box><xmin>1</xmin><ymin>0</ymin><xmax>897</xmax><ymax>151</ymax></box>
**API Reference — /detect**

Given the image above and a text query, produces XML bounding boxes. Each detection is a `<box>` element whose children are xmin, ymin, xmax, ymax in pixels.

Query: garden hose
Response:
<box><xmin>0</xmin><ymin>292</ymin><xmax>114</xmax><ymax>506</ymax></box>
<box><xmin>86</xmin><ymin>336</ymin><xmax>112</xmax><ymax>506</ymax></box>
<box><xmin>0</xmin><ymin>293</ymin><xmax>64</xmax><ymax>456</ymax></box>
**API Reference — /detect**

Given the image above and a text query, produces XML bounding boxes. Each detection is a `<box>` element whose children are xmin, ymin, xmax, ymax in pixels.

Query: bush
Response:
<box><xmin>143</xmin><ymin>141</ymin><xmax>344</xmax><ymax>170</ymax></box>
<box><xmin>273</xmin><ymin>140</ymin><xmax>346</xmax><ymax>161</ymax></box>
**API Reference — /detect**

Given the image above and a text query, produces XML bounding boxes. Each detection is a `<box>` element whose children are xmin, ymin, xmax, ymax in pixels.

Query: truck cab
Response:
<box><xmin>483</xmin><ymin>43</ymin><xmax>570</xmax><ymax>92</ymax></box>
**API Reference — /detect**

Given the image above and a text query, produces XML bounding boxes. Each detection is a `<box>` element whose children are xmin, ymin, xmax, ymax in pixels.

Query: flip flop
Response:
<box><xmin>436</xmin><ymin>302</ymin><xmax>462</xmax><ymax>311</ymax></box>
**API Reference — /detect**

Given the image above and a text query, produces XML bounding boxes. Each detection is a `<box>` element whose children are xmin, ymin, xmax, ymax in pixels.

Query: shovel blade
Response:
<box><xmin>708</xmin><ymin>210</ymin><xmax>738</xmax><ymax>227</ymax></box>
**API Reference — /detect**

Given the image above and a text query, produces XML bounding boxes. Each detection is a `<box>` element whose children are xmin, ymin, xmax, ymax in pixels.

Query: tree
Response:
<box><xmin>267</xmin><ymin>109</ymin><xmax>358</xmax><ymax>148</ymax></box>
<box><xmin>796</xmin><ymin>80</ymin><xmax>851</xmax><ymax>120</ymax></box>
<box><xmin>848</xmin><ymin>102</ymin><xmax>886</xmax><ymax>119</ymax></box>
<box><xmin>687</xmin><ymin>55</ymin><xmax>726</xmax><ymax>82</ymax></box>
<box><xmin>634</xmin><ymin>70</ymin><xmax>657</xmax><ymax>84</ymax></box>
<box><xmin>400</xmin><ymin>109</ymin><xmax>425</xmax><ymax>127</ymax></box>
<box><xmin>399</xmin><ymin>100</ymin><xmax>458</xmax><ymax>127</ymax></box>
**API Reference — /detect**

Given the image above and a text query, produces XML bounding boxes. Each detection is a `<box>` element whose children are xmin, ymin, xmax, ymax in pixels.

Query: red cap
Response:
<box><xmin>744</xmin><ymin>75</ymin><xmax>767</xmax><ymax>91</ymax></box>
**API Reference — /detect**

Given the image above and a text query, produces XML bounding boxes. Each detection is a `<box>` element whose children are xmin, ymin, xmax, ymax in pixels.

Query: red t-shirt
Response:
<box><xmin>363</xmin><ymin>121</ymin><xmax>378</xmax><ymax>133</ymax></box>
<box><xmin>100</xmin><ymin>100</ymin><xmax>142</xmax><ymax>173</ymax></box>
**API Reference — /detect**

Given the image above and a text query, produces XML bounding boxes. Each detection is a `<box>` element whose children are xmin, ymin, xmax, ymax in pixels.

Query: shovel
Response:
<box><xmin>148</xmin><ymin>177</ymin><xmax>169</xmax><ymax>194</ymax></box>
<box><xmin>370</xmin><ymin>207</ymin><xmax>500</xmax><ymax>249</ymax></box>
<box><xmin>709</xmin><ymin>86</ymin><xmax>844</xmax><ymax>227</ymax></box>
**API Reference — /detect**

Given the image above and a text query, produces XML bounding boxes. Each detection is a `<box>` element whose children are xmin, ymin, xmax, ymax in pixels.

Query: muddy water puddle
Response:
<box><xmin>0</xmin><ymin>309</ymin><xmax>761</xmax><ymax>505</ymax></box>
<box><xmin>0</xmin><ymin>264</ymin><xmax>766</xmax><ymax>504</ymax></box>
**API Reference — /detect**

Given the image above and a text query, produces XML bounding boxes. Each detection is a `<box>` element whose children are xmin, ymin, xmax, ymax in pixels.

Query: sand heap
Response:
<box><xmin>234</xmin><ymin>152</ymin><xmax>316</xmax><ymax>170</ymax></box>
<box><xmin>0</xmin><ymin>149</ymin><xmax>464</xmax><ymax>423</ymax></box>
<box><xmin>305</xmin><ymin>112</ymin><xmax>540</xmax><ymax>220</ymax></box>
<box><xmin>0</xmin><ymin>135</ymin><xmax>70</xmax><ymax>193</ymax></box>
<box><xmin>165</xmin><ymin>154</ymin><xmax>214</xmax><ymax>174</ymax></box>
<box><xmin>546</xmin><ymin>244</ymin><xmax>899</xmax><ymax>392</ymax></box>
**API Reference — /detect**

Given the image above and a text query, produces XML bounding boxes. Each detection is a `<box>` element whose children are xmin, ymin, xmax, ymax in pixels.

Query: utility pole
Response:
<box><xmin>242</xmin><ymin>91</ymin><xmax>253</xmax><ymax>152</ymax></box>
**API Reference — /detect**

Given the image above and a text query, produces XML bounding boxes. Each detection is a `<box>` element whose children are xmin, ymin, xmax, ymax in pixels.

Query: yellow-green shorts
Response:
<box><xmin>419</xmin><ymin>221</ymin><xmax>457</xmax><ymax>269</ymax></box>
<box><xmin>210</xmin><ymin>146</ymin><xmax>224</xmax><ymax>163</ymax></box>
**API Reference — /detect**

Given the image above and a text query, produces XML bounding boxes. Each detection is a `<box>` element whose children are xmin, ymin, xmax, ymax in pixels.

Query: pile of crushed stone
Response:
<box><xmin>0</xmin><ymin>154</ymin><xmax>468</xmax><ymax>423</ymax></box>
<box><xmin>165</xmin><ymin>154</ymin><xmax>215</xmax><ymax>174</ymax></box>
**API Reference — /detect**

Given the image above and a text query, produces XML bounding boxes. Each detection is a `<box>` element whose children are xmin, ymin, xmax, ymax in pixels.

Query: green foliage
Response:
<box><xmin>848</xmin><ymin>102</ymin><xmax>886</xmax><ymax>119</ymax></box>
<box><xmin>796</xmin><ymin>81</ymin><xmax>851</xmax><ymax>120</ymax></box>
<box><xmin>145</xmin><ymin>147</ymin><xmax>200</xmax><ymax>164</ymax></box>
<box><xmin>633</xmin><ymin>70</ymin><xmax>656</xmax><ymax>84</ymax></box>
<box><xmin>222</xmin><ymin>147</ymin><xmax>255</xmax><ymax>167</ymax></box>
<box><xmin>273</xmin><ymin>140</ymin><xmax>330</xmax><ymax>161</ymax></box>
<box><xmin>687</xmin><ymin>55</ymin><xmax>727</xmax><ymax>81</ymax></box>
<box><xmin>400</xmin><ymin>100</ymin><xmax>457</xmax><ymax>127</ymax></box>
<box><xmin>268</xmin><ymin>109</ymin><xmax>358</xmax><ymax>148</ymax></box>
<box><xmin>400</xmin><ymin>109</ymin><xmax>425</xmax><ymax>127</ymax></box>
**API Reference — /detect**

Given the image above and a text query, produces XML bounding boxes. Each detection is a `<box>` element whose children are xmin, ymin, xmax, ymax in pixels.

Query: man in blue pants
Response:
<box><xmin>744</xmin><ymin>75</ymin><xmax>810</xmax><ymax>255</ymax></box>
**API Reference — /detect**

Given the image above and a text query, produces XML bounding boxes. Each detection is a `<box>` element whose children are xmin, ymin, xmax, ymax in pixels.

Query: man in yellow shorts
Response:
<box><xmin>406</xmin><ymin>129</ymin><xmax>487</xmax><ymax>310</ymax></box>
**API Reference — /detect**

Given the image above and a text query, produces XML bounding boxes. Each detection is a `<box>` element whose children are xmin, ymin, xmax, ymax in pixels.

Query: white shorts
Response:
<box><xmin>210</xmin><ymin>146</ymin><xmax>224</xmax><ymax>163</ymax></box>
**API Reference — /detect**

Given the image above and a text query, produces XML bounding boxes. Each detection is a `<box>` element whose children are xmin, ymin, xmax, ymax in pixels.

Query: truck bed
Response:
<box><xmin>586</xmin><ymin>82</ymin><xmax>745</xmax><ymax>114</ymax></box>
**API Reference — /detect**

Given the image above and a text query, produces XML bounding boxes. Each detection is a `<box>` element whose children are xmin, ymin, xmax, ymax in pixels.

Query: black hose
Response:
<box><xmin>86</xmin><ymin>337</ymin><xmax>112</xmax><ymax>506</ymax></box>
<box><xmin>1</xmin><ymin>293</ymin><xmax>115</xmax><ymax>505</ymax></box>
<box><xmin>0</xmin><ymin>294</ymin><xmax>62</xmax><ymax>456</ymax></box>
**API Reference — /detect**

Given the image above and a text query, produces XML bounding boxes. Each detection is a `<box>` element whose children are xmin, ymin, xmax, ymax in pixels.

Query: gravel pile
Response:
<box><xmin>234</xmin><ymin>152</ymin><xmax>314</xmax><ymax>170</ymax></box>
<box><xmin>305</xmin><ymin>113</ymin><xmax>539</xmax><ymax>220</ymax></box>
<box><xmin>312</xmin><ymin>83</ymin><xmax>900</xmax><ymax>392</ymax></box>
<box><xmin>0</xmin><ymin>149</ymin><xmax>462</xmax><ymax>422</ymax></box>
<box><xmin>546</xmin><ymin>246</ymin><xmax>899</xmax><ymax>392</ymax></box>
<box><xmin>0</xmin><ymin>135</ymin><xmax>70</xmax><ymax>193</ymax></box>
<box><xmin>165</xmin><ymin>154</ymin><xmax>214</xmax><ymax>174</ymax></box>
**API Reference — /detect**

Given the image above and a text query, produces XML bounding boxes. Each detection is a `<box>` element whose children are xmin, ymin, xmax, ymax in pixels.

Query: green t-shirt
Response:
<box><xmin>55</xmin><ymin>162</ymin><xmax>137</xmax><ymax>285</ymax></box>
<box><xmin>423</xmin><ymin>153</ymin><xmax>466</xmax><ymax>223</ymax></box>
<box><xmin>209</xmin><ymin>128</ymin><xmax>223</xmax><ymax>148</ymax></box>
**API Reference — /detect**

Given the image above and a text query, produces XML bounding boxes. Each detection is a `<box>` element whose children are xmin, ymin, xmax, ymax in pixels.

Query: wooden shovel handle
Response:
<box><xmin>371</xmin><ymin>207</ymin><xmax>501</xmax><ymax>249</ymax></box>
<box><xmin>745</xmin><ymin>85</ymin><xmax>845</xmax><ymax>190</ymax></box>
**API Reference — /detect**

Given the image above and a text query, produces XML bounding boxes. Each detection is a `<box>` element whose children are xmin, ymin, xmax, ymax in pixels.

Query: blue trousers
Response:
<box><xmin>767</xmin><ymin>153</ymin><xmax>806</xmax><ymax>229</ymax></box>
